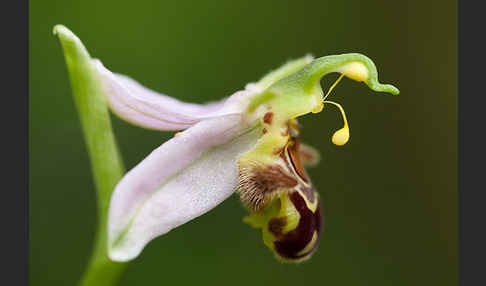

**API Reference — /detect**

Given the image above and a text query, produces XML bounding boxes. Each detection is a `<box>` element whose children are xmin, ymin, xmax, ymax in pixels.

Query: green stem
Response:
<box><xmin>54</xmin><ymin>25</ymin><xmax>128</xmax><ymax>286</ymax></box>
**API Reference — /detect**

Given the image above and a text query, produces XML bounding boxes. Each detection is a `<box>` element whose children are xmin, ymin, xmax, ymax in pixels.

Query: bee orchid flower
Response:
<box><xmin>53</xmin><ymin>25</ymin><xmax>400</xmax><ymax>286</ymax></box>
<box><xmin>96</xmin><ymin>52</ymin><xmax>399</xmax><ymax>263</ymax></box>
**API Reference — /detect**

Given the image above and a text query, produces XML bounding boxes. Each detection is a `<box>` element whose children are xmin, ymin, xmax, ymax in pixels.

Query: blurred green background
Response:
<box><xmin>29</xmin><ymin>0</ymin><xmax>457</xmax><ymax>285</ymax></box>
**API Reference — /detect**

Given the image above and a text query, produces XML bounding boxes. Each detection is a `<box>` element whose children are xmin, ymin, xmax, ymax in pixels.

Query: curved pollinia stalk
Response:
<box><xmin>54</xmin><ymin>25</ymin><xmax>399</xmax><ymax>266</ymax></box>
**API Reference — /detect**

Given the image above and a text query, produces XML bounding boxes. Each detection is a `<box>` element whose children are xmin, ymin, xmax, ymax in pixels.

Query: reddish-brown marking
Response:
<box><xmin>280</xmin><ymin>150</ymin><xmax>293</xmax><ymax>172</ymax></box>
<box><xmin>273</xmin><ymin>147</ymin><xmax>284</xmax><ymax>155</ymax></box>
<box><xmin>269</xmin><ymin>217</ymin><xmax>287</xmax><ymax>237</ymax></box>
<box><xmin>254</xmin><ymin>165</ymin><xmax>298</xmax><ymax>192</ymax></box>
<box><xmin>238</xmin><ymin>165</ymin><xmax>298</xmax><ymax>212</ymax></box>
<box><xmin>263</xmin><ymin>112</ymin><xmax>274</xmax><ymax>124</ymax></box>
<box><xmin>287</xmin><ymin>139</ymin><xmax>309</xmax><ymax>182</ymax></box>
<box><xmin>262</xmin><ymin>128</ymin><xmax>267</xmax><ymax>134</ymax></box>
<box><xmin>273</xmin><ymin>191</ymin><xmax>322</xmax><ymax>261</ymax></box>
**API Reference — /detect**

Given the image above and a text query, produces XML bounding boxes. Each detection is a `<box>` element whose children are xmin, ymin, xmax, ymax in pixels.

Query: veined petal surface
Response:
<box><xmin>108</xmin><ymin>114</ymin><xmax>260</xmax><ymax>261</ymax></box>
<box><xmin>94</xmin><ymin>59</ymin><xmax>254</xmax><ymax>130</ymax></box>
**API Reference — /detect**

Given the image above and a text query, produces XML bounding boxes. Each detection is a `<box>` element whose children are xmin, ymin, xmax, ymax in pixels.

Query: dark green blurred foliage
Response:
<box><xmin>30</xmin><ymin>0</ymin><xmax>457</xmax><ymax>285</ymax></box>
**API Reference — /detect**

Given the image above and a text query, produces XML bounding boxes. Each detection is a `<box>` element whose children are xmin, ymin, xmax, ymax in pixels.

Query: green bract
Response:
<box><xmin>54</xmin><ymin>25</ymin><xmax>127</xmax><ymax>286</ymax></box>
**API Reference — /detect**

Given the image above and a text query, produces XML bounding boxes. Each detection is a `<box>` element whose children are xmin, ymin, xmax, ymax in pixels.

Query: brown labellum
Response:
<box><xmin>272</xmin><ymin>191</ymin><xmax>322</xmax><ymax>261</ymax></box>
<box><xmin>238</xmin><ymin>128</ymin><xmax>319</xmax><ymax>211</ymax></box>
<box><xmin>237</xmin><ymin>163</ymin><xmax>298</xmax><ymax>212</ymax></box>
<box><xmin>238</xmin><ymin>122</ymin><xmax>323</xmax><ymax>262</ymax></box>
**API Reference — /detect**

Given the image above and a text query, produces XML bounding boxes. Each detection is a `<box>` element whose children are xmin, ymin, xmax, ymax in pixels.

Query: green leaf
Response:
<box><xmin>54</xmin><ymin>24</ymin><xmax>127</xmax><ymax>286</ymax></box>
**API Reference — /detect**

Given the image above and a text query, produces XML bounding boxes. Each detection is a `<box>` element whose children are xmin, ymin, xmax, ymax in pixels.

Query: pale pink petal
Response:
<box><xmin>107</xmin><ymin>114</ymin><xmax>260</xmax><ymax>261</ymax></box>
<box><xmin>94</xmin><ymin>59</ymin><xmax>244</xmax><ymax>130</ymax></box>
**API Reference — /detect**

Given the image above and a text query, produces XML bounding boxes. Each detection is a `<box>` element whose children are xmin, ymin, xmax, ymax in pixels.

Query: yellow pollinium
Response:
<box><xmin>335</xmin><ymin>61</ymin><xmax>369</xmax><ymax>82</ymax></box>
<box><xmin>331</xmin><ymin>126</ymin><xmax>350</xmax><ymax>146</ymax></box>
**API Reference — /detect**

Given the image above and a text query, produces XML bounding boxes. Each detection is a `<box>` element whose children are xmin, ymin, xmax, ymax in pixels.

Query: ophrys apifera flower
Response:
<box><xmin>55</xmin><ymin>24</ymin><xmax>399</xmax><ymax>263</ymax></box>
<box><xmin>96</xmin><ymin>52</ymin><xmax>399</xmax><ymax>263</ymax></box>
